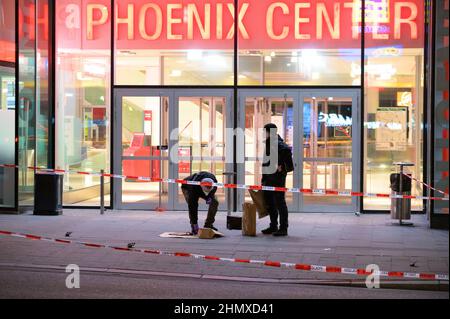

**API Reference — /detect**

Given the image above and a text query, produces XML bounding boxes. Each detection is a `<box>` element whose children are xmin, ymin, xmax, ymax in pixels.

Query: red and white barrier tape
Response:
<box><xmin>0</xmin><ymin>164</ymin><xmax>448</xmax><ymax>201</ymax></box>
<box><xmin>0</xmin><ymin>229</ymin><xmax>448</xmax><ymax>281</ymax></box>
<box><xmin>403</xmin><ymin>172</ymin><xmax>449</xmax><ymax>197</ymax></box>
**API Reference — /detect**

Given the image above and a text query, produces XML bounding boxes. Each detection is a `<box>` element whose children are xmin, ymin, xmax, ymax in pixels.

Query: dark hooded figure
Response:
<box><xmin>261</xmin><ymin>123</ymin><xmax>294</xmax><ymax>237</ymax></box>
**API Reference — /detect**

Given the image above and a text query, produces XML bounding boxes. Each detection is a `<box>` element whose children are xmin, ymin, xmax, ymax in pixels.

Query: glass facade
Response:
<box><xmin>18</xmin><ymin>0</ymin><xmax>37</xmax><ymax>206</ymax></box>
<box><xmin>238</xmin><ymin>0</ymin><xmax>361</xmax><ymax>85</ymax></box>
<box><xmin>55</xmin><ymin>0</ymin><xmax>111</xmax><ymax>206</ymax></box>
<box><xmin>1</xmin><ymin>0</ymin><xmax>447</xmax><ymax>220</ymax></box>
<box><xmin>120</xmin><ymin>95</ymin><xmax>169</xmax><ymax>208</ymax></box>
<box><xmin>0</xmin><ymin>0</ymin><xmax>16</xmax><ymax>209</ymax></box>
<box><xmin>363</xmin><ymin>0</ymin><xmax>425</xmax><ymax>210</ymax></box>
<box><xmin>0</xmin><ymin>64</ymin><xmax>15</xmax><ymax>208</ymax></box>
<box><xmin>114</xmin><ymin>0</ymin><xmax>234</xmax><ymax>85</ymax></box>
<box><xmin>243</xmin><ymin>96</ymin><xmax>294</xmax><ymax>207</ymax></box>
<box><xmin>36</xmin><ymin>0</ymin><xmax>52</xmax><ymax>169</ymax></box>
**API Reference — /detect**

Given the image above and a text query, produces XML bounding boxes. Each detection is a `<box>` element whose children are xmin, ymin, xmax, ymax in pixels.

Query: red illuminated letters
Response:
<box><xmin>54</xmin><ymin>0</ymin><xmax>424</xmax><ymax>50</ymax></box>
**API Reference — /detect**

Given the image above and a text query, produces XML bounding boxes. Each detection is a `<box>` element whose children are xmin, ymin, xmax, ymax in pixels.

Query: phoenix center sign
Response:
<box><xmin>52</xmin><ymin>0</ymin><xmax>424</xmax><ymax>50</ymax></box>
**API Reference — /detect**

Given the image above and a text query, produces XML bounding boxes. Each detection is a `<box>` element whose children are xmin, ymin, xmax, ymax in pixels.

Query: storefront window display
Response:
<box><xmin>51</xmin><ymin>0</ymin><xmax>428</xmax><ymax>212</ymax></box>
<box><xmin>0</xmin><ymin>0</ymin><xmax>16</xmax><ymax>209</ymax></box>
<box><xmin>56</xmin><ymin>0</ymin><xmax>111</xmax><ymax>205</ymax></box>
<box><xmin>363</xmin><ymin>0</ymin><xmax>424</xmax><ymax>211</ymax></box>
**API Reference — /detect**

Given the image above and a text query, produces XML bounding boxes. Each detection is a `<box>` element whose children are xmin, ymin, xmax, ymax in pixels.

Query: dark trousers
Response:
<box><xmin>263</xmin><ymin>190</ymin><xmax>289</xmax><ymax>230</ymax></box>
<box><xmin>182</xmin><ymin>188</ymin><xmax>218</xmax><ymax>227</ymax></box>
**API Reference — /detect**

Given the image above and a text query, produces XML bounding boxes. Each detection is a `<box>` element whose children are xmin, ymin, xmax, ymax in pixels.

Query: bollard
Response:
<box><xmin>223</xmin><ymin>172</ymin><xmax>236</xmax><ymax>215</ymax></box>
<box><xmin>100</xmin><ymin>169</ymin><xmax>105</xmax><ymax>215</ymax></box>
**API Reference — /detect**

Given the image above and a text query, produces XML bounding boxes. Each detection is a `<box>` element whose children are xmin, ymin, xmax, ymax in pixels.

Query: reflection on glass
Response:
<box><xmin>18</xmin><ymin>0</ymin><xmax>37</xmax><ymax>206</ymax></box>
<box><xmin>244</xmin><ymin>97</ymin><xmax>294</xmax><ymax>206</ymax></box>
<box><xmin>303</xmin><ymin>98</ymin><xmax>353</xmax><ymax>159</ymax></box>
<box><xmin>115</xmin><ymin>51</ymin><xmax>234</xmax><ymax>86</ymax></box>
<box><xmin>0</xmin><ymin>0</ymin><xmax>15</xmax><ymax>208</ymax></box>
<box><xmin>121</xmin><ymin>96</ymin><xmax>169</xmax><ymax>209</ymax></box>
<box><xmin>113</xmin><ymin>0</ymin><xmax>235</xmax><ymax>86</ymax></box>
<box><xmin>362</xmin><ymin>0</ymin><xmax>424</xmax><ymax>211</ymax></box>
<box><xmin>302</xmin><ymin>96</ymin><xmax>353</xmax><ymax>211</ymax></box>
<box><xmin>0</xmin><ymin>66</ymin><xmax>15</xmax><ymax>208</ymax></box>
<box><xmin>36</xmin><ymin>0</ymin><xmax>51</xmax><ymax>169</ymax></box>
<box><xmin>177</xmin><ymin>97</ymin><xmax>227</xmax><ymax>208</ymax></box>
<box><xmin>364</xmin><ymin>51</ymin><xmax>424</xmax><ymax>211</ymax></box>
<box><xmin>0</xmin><ymin>0</ymin><xmax>15</xmax><ymax>63</ymax></box>
<box><xmin>302</xmin><ymin>162</ymin><xmax>352</xmax><ymax>208</ymax></box>
<box><xmin>55</xmin><ymin>1</ymin><xmax>111</xmax><ymax>206</ymax></box>
<box><xmin>239</xmin><ymin>49</ymin><xmax>361</xmax><ymax>86</ymax></box>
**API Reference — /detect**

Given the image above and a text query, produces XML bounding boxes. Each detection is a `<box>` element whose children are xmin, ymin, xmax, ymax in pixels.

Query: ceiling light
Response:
<box><xmin>187</xmin><ymin>50</ymin><xmax>203</xmax><ymax>61</ymax></box>
<box><xmin>170</xmin><ymin>70</ymin><xmax>182</xmax><ymax>77</ymax></box>
<box><xmin>205</xmin><ymin>55</ymin><xmax>227</xmax><ymax>68</ymax></box>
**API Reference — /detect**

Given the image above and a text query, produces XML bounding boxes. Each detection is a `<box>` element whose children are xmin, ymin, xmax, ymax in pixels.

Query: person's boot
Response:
<box><xmin>204</xmin><ymin>224</ymin><xmax>218</xmax><ymax>232</ymax></box>
<box><xmin>262</xmin><ymin>226</ymin><xmax>278</xmax><ymax>235</ymax></box>
<box><xmin>190</xmin><ymin>224</ymin><xmax>199</xmax><ymax>235</ymax></box>
<box><xmin>273</xmin><ymin>229</ymin><xmax>288</xmax><ymax>237</ymax></box>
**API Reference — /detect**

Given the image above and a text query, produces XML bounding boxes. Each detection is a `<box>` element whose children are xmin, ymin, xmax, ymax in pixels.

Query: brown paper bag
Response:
<box><xmin>242</xmin><ymin>202</ymin><xmax>257</xmax><ymax>237</ymax></box>
<box><xmin>248</xmin><ymin>190</ymin><xmax>269</xmax><ymax>219</ymax></box>
<box><xmin>198</xmin><ymin>228</ymin><xmax>224</xmax><ymax>239</ymax></box>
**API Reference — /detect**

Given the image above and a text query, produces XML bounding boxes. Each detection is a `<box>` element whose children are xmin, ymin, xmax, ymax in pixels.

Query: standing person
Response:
<box><xmin>261</xmin><ymin>123</ymin><xmax>294</xmax><ymax>237</ymax></box>
<box><xmin>181</xmin><ymin>171</ymin><xmax>219</xmax><ymax>235</ymax></box>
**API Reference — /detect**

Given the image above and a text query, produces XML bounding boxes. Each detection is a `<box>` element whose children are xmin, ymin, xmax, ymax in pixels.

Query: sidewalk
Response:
<box><xmin>0</xmin><ymin>210</ymin><xmax>448</xmax><ymax>289</ymax></box>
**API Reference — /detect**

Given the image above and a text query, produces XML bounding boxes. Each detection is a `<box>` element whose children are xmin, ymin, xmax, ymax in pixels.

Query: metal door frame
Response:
<box><xmin>114</xmin><ymin>88</ymin><xmax>234</xmax><ymax>211</ymax></box>
<box><xmin>113</xmin><ymin>88</ymin><xmax>175</xmax><ymax>210</ymax></box>
<box><xmin>237</xmin><ymin>89</ymin><xmax>361</xmax><ymax>213</ymax></box>
<box><xmin>237</xmin><ymin>89</ymin><xmax>301</xmax><ymax>212</ymax></box>
<box><xmin>299</xmin><ymin>89</ymin><xmax>361</xmax><ymax>213</ymax></box>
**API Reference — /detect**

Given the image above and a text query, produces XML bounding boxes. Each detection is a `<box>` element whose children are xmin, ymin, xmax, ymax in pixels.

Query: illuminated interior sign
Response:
<box><xmin>318</xmin><ymin>112</ymin><xmax>352</xmax><ymax>127</ymax></box>
<box><xmin>397</xmin><ymin>91</ymin><xmax>413</xmax><ymax>107</ymax></box>
<box><xmin>355</xmin><ymin>0</ymin><xmax>390</xmax><ymax>23</ymax></box>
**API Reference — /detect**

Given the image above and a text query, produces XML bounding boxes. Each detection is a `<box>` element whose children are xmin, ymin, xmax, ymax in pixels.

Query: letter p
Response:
<box><xmin>87</xmin><ymin>4</ymin><xmax>109</xmax><ymax>40</ymax></box>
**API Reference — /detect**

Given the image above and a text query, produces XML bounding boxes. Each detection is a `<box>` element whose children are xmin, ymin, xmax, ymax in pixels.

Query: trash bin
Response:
<box><xmin>390</xmin><ymin>173</ymin><xmax>412</xmax><ymax>220</ymax></box>
<box><xmin>34</xmin><ymin>172</ymin><xmax>63</xmax><ymax>216</ymax></box>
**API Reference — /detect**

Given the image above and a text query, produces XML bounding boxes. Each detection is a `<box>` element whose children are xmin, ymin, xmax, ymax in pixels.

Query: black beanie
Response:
<box><xmin>264</xmin><ymin>123</ymin><xmax>278</xmax><ymax>133</ymax></box>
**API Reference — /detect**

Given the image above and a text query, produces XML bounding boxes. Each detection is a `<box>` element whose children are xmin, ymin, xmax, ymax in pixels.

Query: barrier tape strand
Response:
<box><xmin>0</xmin><ymin>230</ymin><xmax>448</xmax><ymax>281</ymax></box>
<box><xmin>0</xmin><ymin>164</ymin><xmax>448</xmax><ymax>201</ymax></box>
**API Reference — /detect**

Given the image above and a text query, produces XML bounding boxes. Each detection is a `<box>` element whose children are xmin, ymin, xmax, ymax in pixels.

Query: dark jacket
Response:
<box><xmin>262</xmin><ymin>135</ymin><xmax>293</xmax><ymax>187</ymax></box>
<box><xmin>181</xmin><ymin>171</ymin><xmax>218</xmax><ymax>200</ymax></box>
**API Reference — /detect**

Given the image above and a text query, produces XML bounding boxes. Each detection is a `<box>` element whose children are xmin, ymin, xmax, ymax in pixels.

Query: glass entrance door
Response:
<box><xmin>238</xmin><ymin>89</ymin><xmax>360</xmax><ymax>213</ymax></box>
<box><xmin>237</xmin><ymin>90</ymin><xmax>299</xmax><ymax>212</ymax></box>
<box><xmin>173</xmin><ymin>90</ymin><xmax>233</xmax><ymax>211</ymax></box>
<box><xmin>114</xmin><ymin>89</ymin><xmax>172</xmax><ymax>210</ymax></box>
<box><xmin>300</xmin><ymin>91</ymin><xmax>360</xmax><ymax>212</ymax></box>
<box><xmin>114</xmin><ymin>89</ymin><xmax>233</xmax><ymax>211</ymax></box>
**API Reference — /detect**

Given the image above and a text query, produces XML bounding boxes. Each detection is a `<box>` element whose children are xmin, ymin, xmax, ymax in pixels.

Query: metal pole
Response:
<box><xmin>399</xmin><ymin>164</ymin><xmax>404</xmax><ymax>225</ymax></box>
<box><xmin>223</xmin><ymin>172</ymin><xmax>235</xmax><ymax>215</ymax></box>
<box><xmin>100</xmin><ymin>169</ymin><xmax>105</xmax><ymax>215</ymax></box>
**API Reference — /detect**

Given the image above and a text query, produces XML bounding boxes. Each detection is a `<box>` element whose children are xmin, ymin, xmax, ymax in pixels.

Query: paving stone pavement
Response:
<box><xmin>0</xmin><ymin>210</ymin><xmax>448</xmax><ymax>284</ymax></box>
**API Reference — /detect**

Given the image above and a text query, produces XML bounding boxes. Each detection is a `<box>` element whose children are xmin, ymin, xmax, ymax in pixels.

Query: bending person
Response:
<box><xmin>181</xmin><ymin>171</ymin><xmax>219</xmax><ymax>235</ymax></box>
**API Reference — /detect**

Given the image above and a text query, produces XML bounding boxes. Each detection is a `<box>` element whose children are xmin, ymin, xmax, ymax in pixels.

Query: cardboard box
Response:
<box><xmin>248</xmin><ymin>190</ymin><xmax>269</xmax><ymax>219</ymax></box>
<box><xmin>198</xmin><ymin>228</ymin><xmax>224</xmax><ymax>239</ymax></box>
<box><xmin>242</xmin><ymin>202</ymin><xmax>257</xmax><ymax>237</ymax></box>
